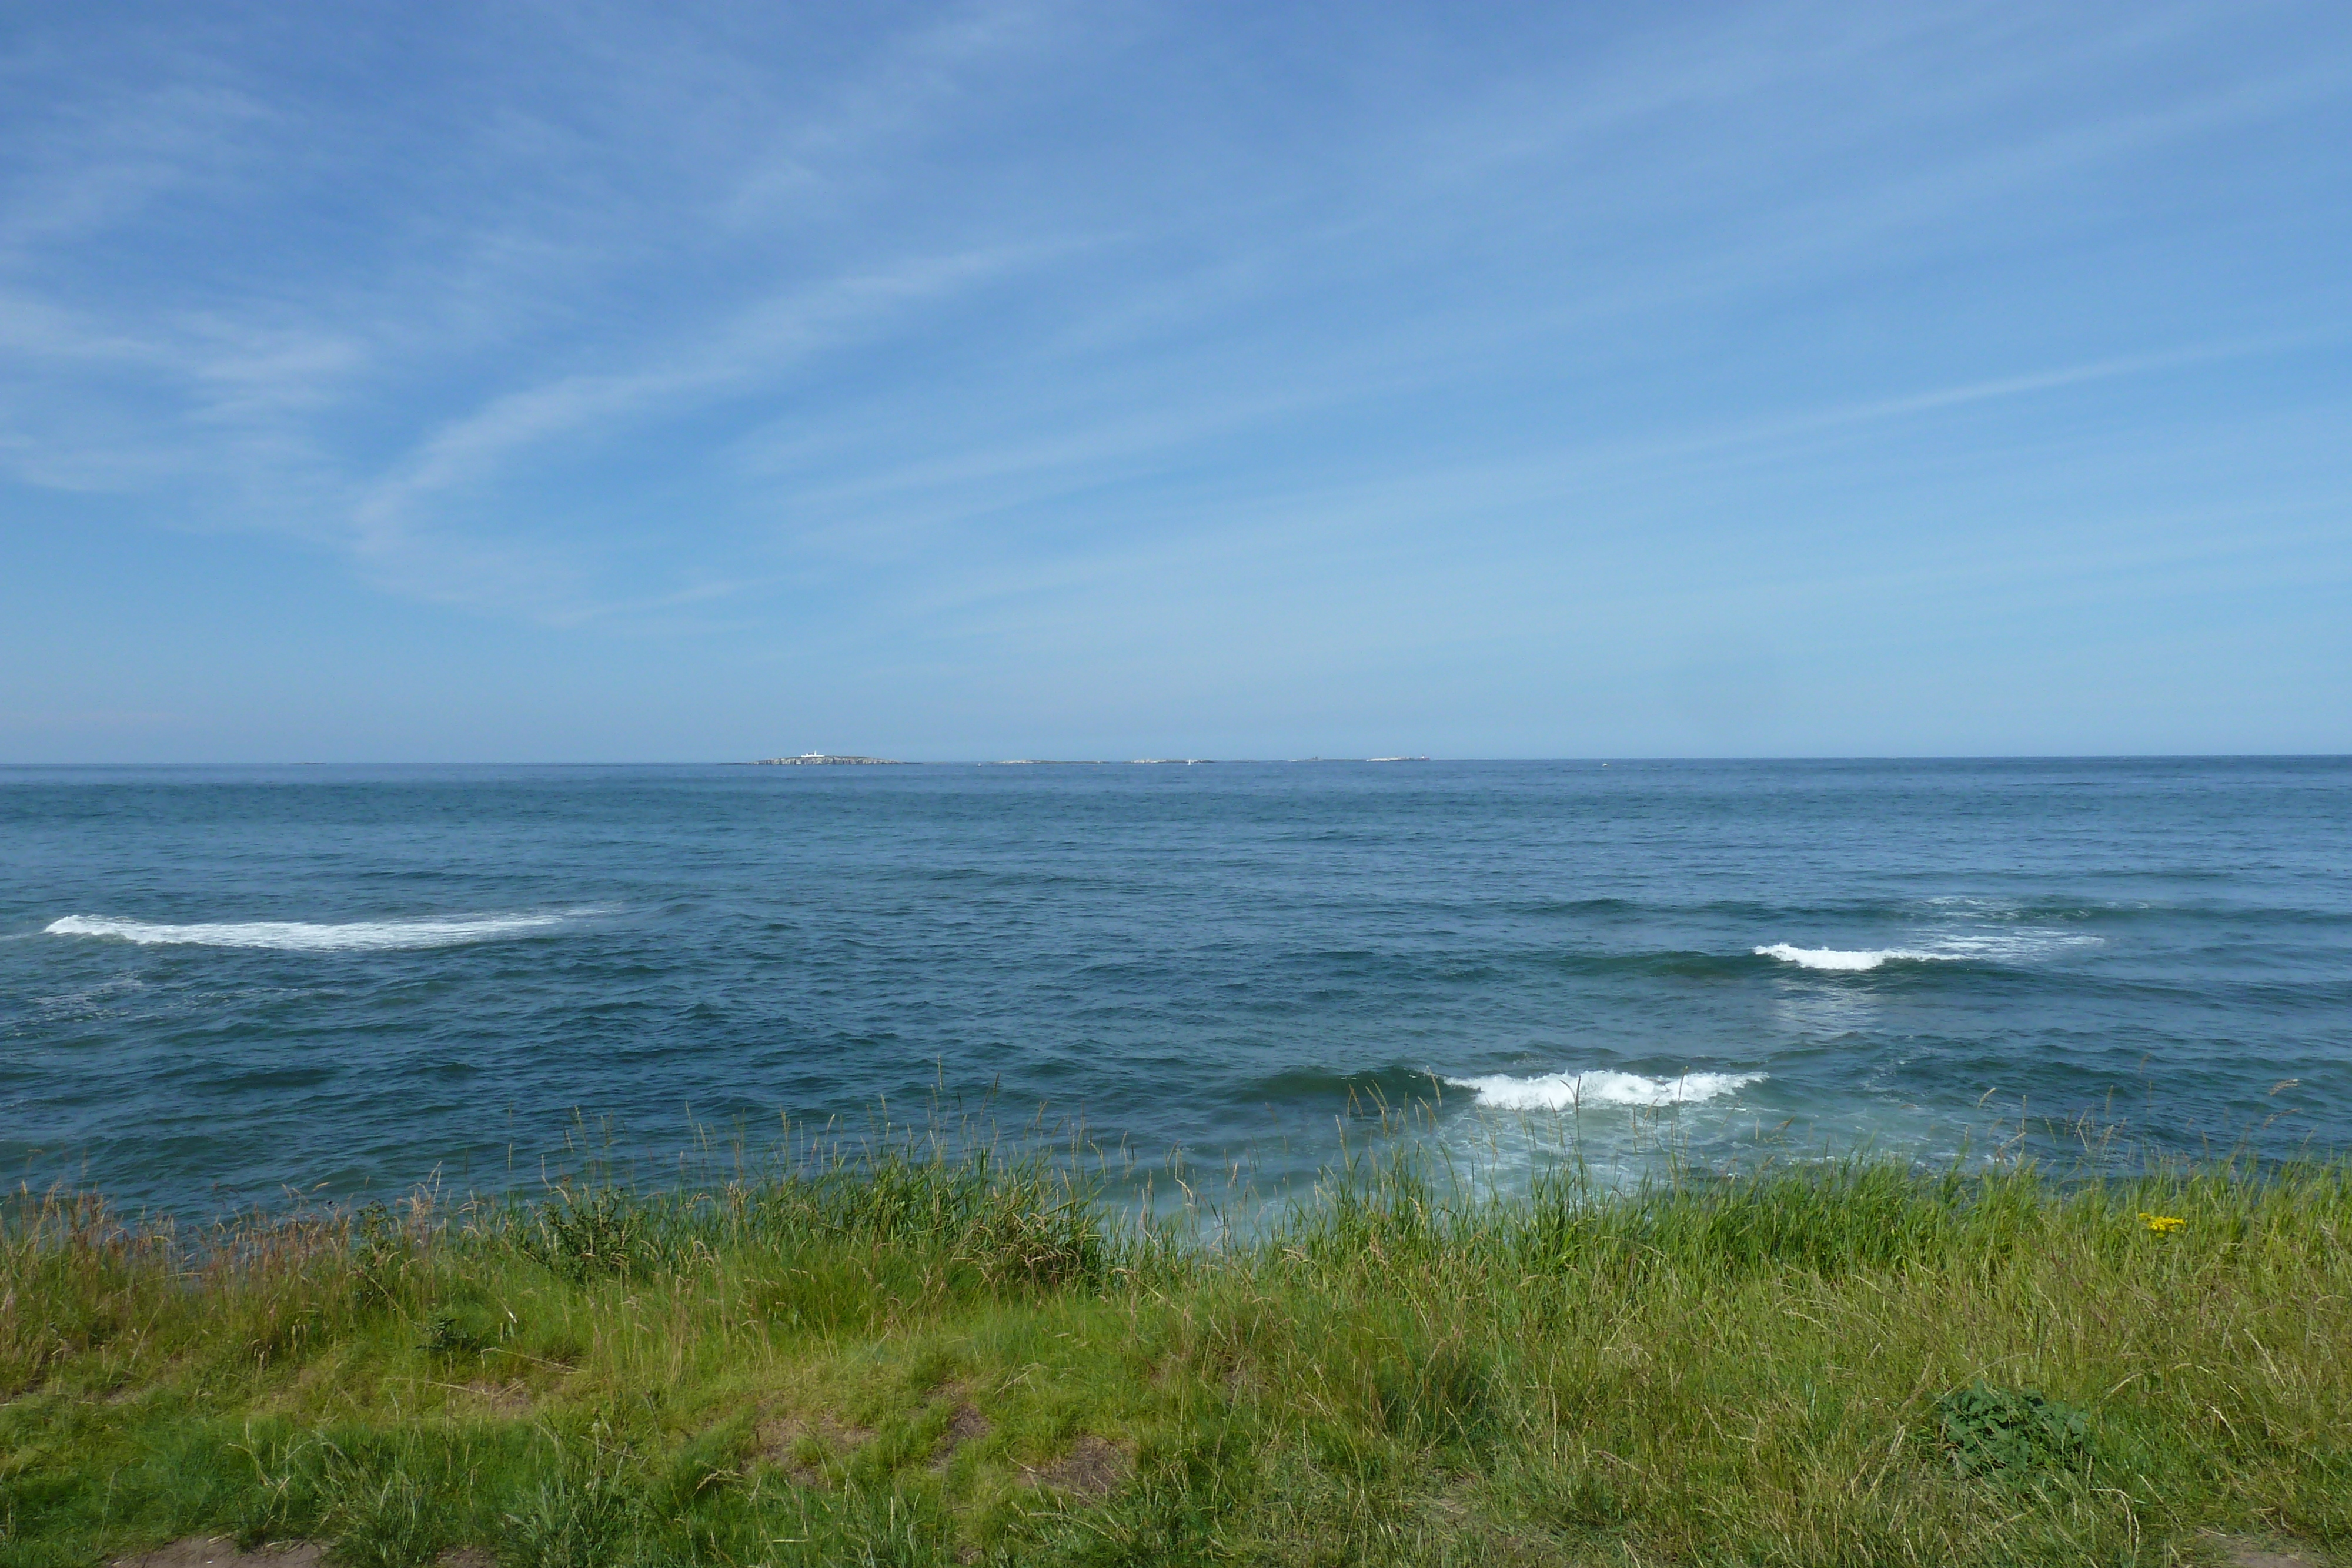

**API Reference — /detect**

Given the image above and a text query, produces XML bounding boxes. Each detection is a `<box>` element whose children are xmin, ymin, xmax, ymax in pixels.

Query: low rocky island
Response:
<box><xmin>744</xmin><ymin>753</ymin><xmax>907</xmax><ymax>765</ymax></box>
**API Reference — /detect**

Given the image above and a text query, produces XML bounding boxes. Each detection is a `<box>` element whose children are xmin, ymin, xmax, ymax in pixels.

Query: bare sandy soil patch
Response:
<box><xmin>932</xmin><ymin>1399</ymin><xmax>992</xmax><ymax>1470</ymax></box>
<box><xmin>1020</xmin><ymin>1432</ymin><xmax>1128</xmax><ymax>1500</ymax></box>
<box><xmin>757</xmin><ymin>1409</ymin><xmax>876</xmax><ymax>1486</ymax></box>
<box><xmin>111</xmin><ymin>1541</ymin><xmax>322</xmax><ymax>1568</ymax></box>
<box><xmin>2209</xmin><ymin>1535</ymin><xmax>2323</xmax><ymax>1568</ymax></box>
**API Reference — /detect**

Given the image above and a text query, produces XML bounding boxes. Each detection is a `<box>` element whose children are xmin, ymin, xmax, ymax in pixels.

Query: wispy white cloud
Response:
<box><xmin>344</xmin><ymin>239</ymin><xmax>1066</xmax><ymax>617</ymax></box>
<box><xmin>0</xmin><ymin>79</ymin><xmax>273</xmax><ymax>256</ymax></box>
<box><xmin>2</xmin><ymin>0</ymin><xmax>1100</xmax><ymax>617</ymax></box>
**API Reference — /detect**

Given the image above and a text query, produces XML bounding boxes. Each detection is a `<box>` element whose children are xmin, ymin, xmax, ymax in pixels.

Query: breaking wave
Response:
<box><xmin>1755</xmin><ymin>930</ymin><xmax>2101</xmax><ymax>971</ymax></box>
<box><xmin>45</xmin><ymin>912</ymin><xmax>580</xmax><ymax>952</ymax></box>
<box><xmin>1446</xmin><ymin>1069</ymin><xmax>1765</xmax><ymax>1110</ymax></box>
<box><xmin>1753</xmin><ymin>944</ymin><xmax>1960</xmax><ymax>972</ymax></box>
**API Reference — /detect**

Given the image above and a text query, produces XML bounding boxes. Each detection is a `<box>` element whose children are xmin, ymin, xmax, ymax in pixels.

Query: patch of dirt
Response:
<box><xmin>2207</xmin><ymin>1535</ymin><xmax>2320</xmax><ymax>1568</ymax></box>
<box><xmin>456</xmin><ymin>1378</ymin><xmax>533</xmax><ymax>1416</ymax></box>
<box><xmin>433</xmin><ymin>1552</ymin><xmax>496</xmax><ymax>1568</ymax></box>
<box><xmin>757</xmin><ymin>1411</ymin><xmax>874</xmax><ymax>1486</ymax></box>
<box><xmin>111</xmin><ymin>1540</ymin><xmax>322</xmax><ymax>1568</ymax></box>
<box><xmin>931</xmin><ymin>1402</ymin><xmax>993</xmax><ymax>1470</ymax></box>
<box><xmin>1019</xmin><ymin>1433</ymin><xmax>1130</xmax><ymax>1500</ymax></box>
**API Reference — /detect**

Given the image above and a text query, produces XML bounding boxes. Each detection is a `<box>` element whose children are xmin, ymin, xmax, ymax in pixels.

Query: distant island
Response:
<box><xmin>730</xmin><ymin>754</ymin><xmax>1434</xmax><ymax>766</ymax></box>
<box><xmin>741</xmin><ymin>754</ymin><xmax>907</xmax><ymax>765</ymax></box>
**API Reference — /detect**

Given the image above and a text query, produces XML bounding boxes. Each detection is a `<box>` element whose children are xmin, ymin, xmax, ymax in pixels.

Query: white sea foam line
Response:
<box><xmin>1929</xmin><ymin>930</ymin><xmax>2102</xmax><ymax>958</ymax></box>
<box><xmin>1756</xmin><ymin>932</ymin><xmax>2101</xmax><ymax>971</ymax></box>
<box><xmin>1753</xmin><ymin>944</ymin><xmax>1957</xmax><ymax>972</ymax></box>
<box><xmin>44</xmin><ymin>912</ymin><xmax>576</xmax><ymax>951</ymax></box>
<box><xmin>1446</xmin><ymin>1069</ymin><xmax>1765</xmax><ymax>1110</ymax></box>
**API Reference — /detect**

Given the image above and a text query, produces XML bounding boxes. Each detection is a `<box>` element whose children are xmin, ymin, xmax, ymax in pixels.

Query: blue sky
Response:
<box><xmin>3</xmin><ymin>1</ymin><xmax>2347</xmax><ymax>760</ymax></box>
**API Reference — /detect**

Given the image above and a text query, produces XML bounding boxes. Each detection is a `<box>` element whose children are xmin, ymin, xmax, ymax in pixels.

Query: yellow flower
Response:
<box><xmin>2139</xmin><ymin>1213</ymin><xmax>2185</xmax><ymax>1234</ymax></box>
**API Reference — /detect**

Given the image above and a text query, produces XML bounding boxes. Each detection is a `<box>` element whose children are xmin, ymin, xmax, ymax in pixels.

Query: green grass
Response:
<box><xmin>4</xmin><ymin>1142</ymin><xmax>2348</xmax><ymax>1566</ymax></box>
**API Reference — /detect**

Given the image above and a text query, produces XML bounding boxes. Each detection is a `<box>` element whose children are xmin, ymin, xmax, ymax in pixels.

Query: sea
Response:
<box><xmin>3</xmin><ymin>758</ymin><xmax>2347</xmax><ymax>1219</ymax></box>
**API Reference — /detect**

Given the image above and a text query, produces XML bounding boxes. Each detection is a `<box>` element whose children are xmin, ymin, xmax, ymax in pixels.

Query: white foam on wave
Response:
<box><xmin>1753</xmin><ymin>944</ymin><xmax>1956</xmax><ymax>972</ymax></box>
<box><xmin>1757</xmin><ymin>930</ymin><xmax>2100</xmax><ymax>971</ymax></box>
<box><xmin>45</xmin><ymin>912</ymin><xmax>577</xmax><ymax>951</ymax></box>
<box><xmin>1446</xmin><ymin>1069</ymin><xmax>1765</xmax><ymax>1110</ymax></box>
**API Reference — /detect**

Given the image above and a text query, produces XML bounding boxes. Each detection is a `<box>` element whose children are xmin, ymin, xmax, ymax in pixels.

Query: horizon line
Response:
<box><xmin>5</xmin><ymin>753</ymin><xmax>2348</xmax><ymax>768</ymax></box>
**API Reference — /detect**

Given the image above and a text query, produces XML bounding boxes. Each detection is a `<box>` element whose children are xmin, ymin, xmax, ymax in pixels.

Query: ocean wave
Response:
<box><xmin>1757</xmin><ymin>931</ymin><xmax>2102</xmax><ymax>971</ymax></box>
<box><xmin>1551</xmin><ymin>950</ymin><xmax>1753</xmax><ymax>979</ymax></box>
<box><xmin>1753</xmin><ymin>944</ymin><xmax>1959</xmax><ymax>972</ymax></box>
<box><xmin>44</xmin><ymin>912</ymin><xmax>578</xmax><ymax>951</ymax></box>
<box><xmin>1446</xmin><ymin>1069</ymin><xmax>1765</xmax><ymax>1110</ymax></box>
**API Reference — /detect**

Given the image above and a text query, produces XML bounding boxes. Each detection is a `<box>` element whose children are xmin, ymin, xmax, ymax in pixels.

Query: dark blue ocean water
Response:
<box><xmin>3</xmin><ymin>759</ymin><xmax>2347</xmax><ymax>1216</ymax></box>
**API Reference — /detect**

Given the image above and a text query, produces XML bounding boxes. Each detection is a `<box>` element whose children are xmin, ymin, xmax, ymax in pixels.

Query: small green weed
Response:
<box><xmin>352</xmin><ymin>1202</ymin><xmax>414</xmax><ymax>1309</ymax></box>
<box><xmin>416</xmin><ymin>1306</ymin><xmax>492</xmax><ymax>1356</ymax></box>
<box><xmin>1934</xmin><ymin>1382</ymin><xmax>2093</xmax><ymax>1477</ymax></box>
<box><xmin>514</xmin><ymin>1191</ymin><xmax>667</xmax><ymax>1283</ymax></box>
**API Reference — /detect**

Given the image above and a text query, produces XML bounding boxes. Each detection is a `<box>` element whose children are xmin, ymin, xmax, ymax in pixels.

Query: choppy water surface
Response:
<box><xmin>3</xmin><ymin>760</ymin><xmax>2347</xmax><ymax>1215</ymax></box>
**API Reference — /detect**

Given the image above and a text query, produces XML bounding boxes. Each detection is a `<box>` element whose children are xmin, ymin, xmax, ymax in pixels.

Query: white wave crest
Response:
<box><xmin>1446</xmin><ymin>1069</ymin><xmax>1764</xmax><ymax>1110</ymax></box>
<box><xmin>45</xmin><ymin>912</ymin><xmax>574</xmax><ymax>951</ymax></box>
<box><xmin>1753</xmin><ymin>944</ymin><xmax>1956</xmax><ymax>971</ymax></box>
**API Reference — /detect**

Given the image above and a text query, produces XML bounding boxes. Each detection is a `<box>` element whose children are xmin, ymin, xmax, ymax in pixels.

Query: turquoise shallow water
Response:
<box><xmin>3</xmin><ymin>758</ymin><xmax>2347</xmax><ymax>1215</ymax></box>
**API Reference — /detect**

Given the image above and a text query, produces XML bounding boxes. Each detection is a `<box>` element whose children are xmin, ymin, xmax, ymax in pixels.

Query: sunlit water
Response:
<box><xmin>4</xmin><ymin>759</ymin><xmax>2346</xmax><ymax>1216</ymax></box>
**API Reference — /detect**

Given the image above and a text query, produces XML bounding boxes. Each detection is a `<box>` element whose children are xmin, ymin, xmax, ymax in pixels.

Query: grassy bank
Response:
<box><xmin>4</xmin><ymin>1147</ymin><xmax>2348</xmax><ymax>1567</ymax></box>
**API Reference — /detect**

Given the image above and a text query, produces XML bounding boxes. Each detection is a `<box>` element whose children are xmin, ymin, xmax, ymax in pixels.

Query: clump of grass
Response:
<box><xmin>4</xmin><ymin>1140</ymin><xmax>2350</xmax><ymax>1566</ymax></box>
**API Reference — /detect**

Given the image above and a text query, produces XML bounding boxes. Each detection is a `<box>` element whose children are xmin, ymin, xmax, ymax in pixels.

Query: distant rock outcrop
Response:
<box><xmin>745</xmin><ymin>754</ymin><xmax>906</xmax><ymax>765</ymax></box>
